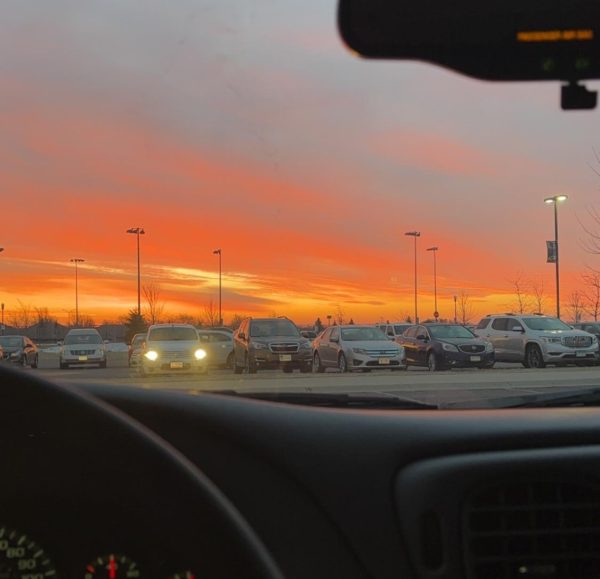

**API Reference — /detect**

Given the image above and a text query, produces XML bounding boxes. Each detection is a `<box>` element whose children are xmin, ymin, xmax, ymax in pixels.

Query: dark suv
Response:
<box><xmin>233</xmin><ymin>317</ymin><xmax>313</xmax><ymax>373</ymax></box>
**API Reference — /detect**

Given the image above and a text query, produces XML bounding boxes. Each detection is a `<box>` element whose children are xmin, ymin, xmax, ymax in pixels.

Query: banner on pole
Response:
<box><xmin>546</xmin><ymin>240</ymin><xmax>557</xmax><ymax>263</ymax></box>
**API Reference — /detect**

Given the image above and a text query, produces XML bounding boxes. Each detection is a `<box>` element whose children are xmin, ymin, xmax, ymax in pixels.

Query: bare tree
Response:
<box><xmin>508</xmin><ymin>272</ymin><xmax>531</xmax><ymax>314</ymax></box>
<box><xmin>458</xmin><ymin>290</ymin><xmax>474</xmax><ymax>324</ymax></box>
<box><xmin>531</xmin><ymin>279</ymin><xmax>547</xmax><ymax>314</ymax></box>
<box><xmin>203</xmin><ymin>299</ymin><xmax>220</xmax><ymax>327</ymax></box>
<box><xmin>165</xmin><ymin>312</ymin><xmax>201</xmax><ymax>325</ymax></box>
<box><xmin>583</xmin><ymin>270</ymin><xmax>600</xmax><ymax>321</ymax></box>
<box><xmin>78</xmin><ymin>314</ymin><xmax>96</xmax><ymax>328</ymax></box>
<box><xmin>567</xmin><ymin>290</ymin><xmax>585</xmax><ymax>324</ymax></box>
<box><xmin>335</xmin><ymin>304</ymin><xmax>346</xmax><ymax>325</ymax></box>
<box><xmin>9</xmin><ymin>300</ymin><xmax>33</xmax><ymax>328</ymax></box>
<box><xmin>34</xmin><ymin>306</ymin><xmax>56</xmax><ymax>325</ymax></box>
<box><xmin>143</xmin><ymin>282</ymin><xmax>166</xmax><ymax>325</ymax></box>
<box><xmin>229</xmin><ymin>313</ymin><xmax>245</xmax><ymax>330</ymax></box>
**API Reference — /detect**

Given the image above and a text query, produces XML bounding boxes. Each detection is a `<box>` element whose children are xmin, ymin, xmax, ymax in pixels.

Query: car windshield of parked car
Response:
<box><xmin>0</xmin><ymin>337</ymin><xmax>22</xmax><ymax>348</ymax></box>
<box><xmin>64</xmin><ymin>334</ymin><xmax>103</xmax><ymax>345</ymax></box>
<box><xmin>250</xmin><ymin>320</ymin><xmax>300</xmax><ymax>338</ymax></box>
<box><xmin>148</xmin><ymin>328</ymin><xmax>198</xmax><ymax>342</ymax></box>
<box><xmin>341</xmin><ymin>327</ymin><xmax>387</xmax><ymax>341</ymax></box>
<box><xmin>428</xmin><ymin>326</ymin><xmax>476</xmax><ymax>339</ymax></box>
<box><xmin>522</xmin><ymin>318</ymin><xmax>574</xmax><ymax>331</ymax></box>
<box><xmin>3</xmin><ymin>1</ymin><xmax>600</xmax><ymax>410</ymax></box>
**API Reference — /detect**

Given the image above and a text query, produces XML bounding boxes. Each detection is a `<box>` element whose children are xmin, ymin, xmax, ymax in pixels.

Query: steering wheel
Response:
<box><xmin>0</xmin><ymin>366</ymin><xmax>284</xmax><ymax>579</ymax></box>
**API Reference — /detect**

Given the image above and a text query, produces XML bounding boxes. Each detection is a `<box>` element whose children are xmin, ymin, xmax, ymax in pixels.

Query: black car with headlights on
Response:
<box><xmin>399</xmin><ymin>324</ymin><xmax>494</xmax><ymax>371</ymax></box>
<box><xmin>0</xmin><ymin>335</ymin><xmax>38</xmax><ymax>368</ymax></box>
<box><xmin>233</xmin><ymin>317</ymin><xmax>313</xmax><ymax>374</ymax></box>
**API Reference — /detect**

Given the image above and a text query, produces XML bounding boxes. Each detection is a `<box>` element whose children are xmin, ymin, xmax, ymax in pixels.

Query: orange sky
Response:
<box><xmin>1</xmin><ymin>1</ymin><xmax>600</xmax><ymax>326</ymax></box>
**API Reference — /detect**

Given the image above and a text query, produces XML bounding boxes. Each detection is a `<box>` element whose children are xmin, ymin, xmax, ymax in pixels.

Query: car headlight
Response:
<box><xmin>194</xmin><ymin>348</ymin><xmax>207</xmax><ymax>360</ymax></box>
<box><xmin>300</xmin><ymin>341</ymin><xmax>312</xmax><ymax>350</ymax></box>
<box><xmin>10</xmin><ymin>351</ymin><xmax>21</xmax><ymax>358</ymax></box>
<box><xmin>485</xmin><ymin>342</ymin><xmax>494</xmax><ymax>352</ymax></box>
<box><xmin>144</xmin><ymin>350</ymin><xmax>159</xmax><ymax>361</ymax></box>
<box><xmin>352</xmin><ymin>348</ymin><xmax>368</xmax><ymax>355</ymax></box>
<box><xmin>441</xmin><ymin>343</ymin><xmax>458</xmax><ymax>352</ymax></box>
<box><xmin>541</xmin><ymin>337</ymin><xmax>562</xmax><ymax>344</ymax></box>
<box><xmin>251</xmin><ymin>342</ymin><xmax>267</xmax><ymax>350</ymax></box>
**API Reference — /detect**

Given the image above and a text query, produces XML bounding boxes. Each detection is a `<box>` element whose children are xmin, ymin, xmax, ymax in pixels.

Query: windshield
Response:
<box><xmin>148</xmin><ymin>328</ymin><xmax>198</xmax><ymax>342</ymax></box>
<box><xmin>428</xmin><ymin>326</ymin><xmax>476</xmax><ymax>339</ymax></box>
<box><xmin>64</xmin><ymin>334</ymin><xmax>102</xmax><ymax>345</ymax></box>
<box><xmin>250</xmin><ymin>320</ymin><xmax>300</xmax><ymax>338</ymax></box>
<box><xmin>341</xmin><ymin>327</ymin><xmax>387</xmax><ymax>341</ymax></box>
<box><xmin>3</xmin><ymin>0</ymin><xmax>600</xmax><ymax>411</ymax></box>
<box><xmin>522</xmin><ymin>318</ymin><xmax>573</xmax><ymax>331</ymax></box>
<box><xmin>0</xmin><ymin>337</ymin><xmax>22</xmax><ymax>347</ymax></box>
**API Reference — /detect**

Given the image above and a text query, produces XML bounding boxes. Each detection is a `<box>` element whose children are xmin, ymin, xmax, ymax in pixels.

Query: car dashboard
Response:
<box><xmin>4</xmin><ymin>369</ymin><xmax>600</xmax><ymax>579</ymax></box>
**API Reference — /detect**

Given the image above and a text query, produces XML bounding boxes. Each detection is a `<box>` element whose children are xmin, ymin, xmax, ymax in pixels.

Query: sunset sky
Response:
<box><xmin>2</xmin><ymin>0</ymin><xmax>600</xmax><ymax>326</ymax></box>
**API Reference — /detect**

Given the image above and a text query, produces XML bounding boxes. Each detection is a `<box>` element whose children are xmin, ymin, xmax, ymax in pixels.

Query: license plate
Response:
<box><xmin>576</xmin><ymin>351</ymin><xmax>586</xmax><ymax>357</ymax></box>
<box><xmin>170</xmin><ymin>361</ymin><xmax>184</xmax><ymax>369</ymax></box>
<box><xmin>78</xmin><ymin>355</ymin><xmax>88</xmax><ymax>361</ymax></box>
<box><xmin>379</xmin><ymin>358</ymin><xmax>390</xmax><ymax>365</ymax></box>
<box><xmin>470</xmin><ymin>355</ymin><xmax>481</xmax><ymax>362</ymax></box>
<box><xmin>279</xmin><ymin>354</ymin><xmax>292</xmax><ymax>362</ymax></box>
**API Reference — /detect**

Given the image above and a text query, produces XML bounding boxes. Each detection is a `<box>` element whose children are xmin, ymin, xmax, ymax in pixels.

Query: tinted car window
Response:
<box><xmin>250</xmin><ymin>320</ymin><xmax>299</xmax><ymax>337</ymax></box>
<box><xmin>330</xmin><ymin>327</ymin><xmax>340</xmax><ymax>340</ymax></box>
<box><xmin>0</xmin><ymin>337</ymin><xmax>23</xmax><ymax>348</ymax></box>
<box><xmin>404</xmin><ymin>326</ymin><xmax>417</xmax><ymax>338</ymax></box>
<box><xmin>522</xmin><ymin>318</ymin><xmax>572</xmax><ymax>331</ymax></box>
<box><xmin>491</xmin><ymin>318</ymin><xmax>509</xmax><ymax>331</ymax></box>
<box><xmin>341</xmin><ymin>327</ymin><xmax>387</xmax><ymax>341</ymax></box>
<box><xmin>64</xmin><ymin>333</ymin><xmax>102</xmax><ymax>345</ymax></box>
<box><xmin>428</xmin><ymin>325</ymin><xmax>477</xmax><ymax>339</ymax></box>
<box><xmin>476</xmin><ymin>319</ymin><xmax>491</xmax><ymax>329</ymax></box>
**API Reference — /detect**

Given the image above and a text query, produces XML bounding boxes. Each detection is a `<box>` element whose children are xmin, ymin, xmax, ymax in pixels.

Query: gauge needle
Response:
<box><xmin>108</xmin><ymin>556</ymin><xmax>116</xmax><ymax>579</ymax></box>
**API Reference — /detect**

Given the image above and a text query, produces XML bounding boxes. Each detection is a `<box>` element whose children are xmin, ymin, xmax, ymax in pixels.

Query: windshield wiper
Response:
<box><xmin>206</xmin><ymin>390</ymin><xmax>438</xmax><ymax>409</ymax></box>
<box><xmin>485</xmin><ymin>387</ymin><xmax>600</xmax><ymax>409</ymax></box>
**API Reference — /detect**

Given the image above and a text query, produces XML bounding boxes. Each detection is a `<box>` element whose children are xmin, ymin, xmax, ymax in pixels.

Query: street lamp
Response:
<box><xmin>405</xmin><ymin>231</ymin><xmax>421</xmax><ymax>323</ymax></box>
<box><xmin>1</xmin><ymin>249</ymin><xmax>4</xmax><ymax>334</ymax></box>
<box><xmin>213</xmin><ymin>249</ymin><xmax>222</xmax><ymax>326</ymax></box>
<box><xmin>70</xmin><ymin>258</ymin><xmax>85</xmax><ymax>327</ymax></box>
<box><xmin>427</xmin><ymin>246</ymin><xmax>439</xmax><ymax>321</ymax></box>
<box><xmin>544</xmin><ymin>195</ymin><xmax>568</xmax><ymax>318</ymax></box>
<box><xmin>126</xmin><ymin>227</ymin><xmax>145</xmax><ymax>315</ymax></box>
<box><xmin>453</xmin><ymin>295</ymin><xmax>458</xmax><ymax>324</ymax></box>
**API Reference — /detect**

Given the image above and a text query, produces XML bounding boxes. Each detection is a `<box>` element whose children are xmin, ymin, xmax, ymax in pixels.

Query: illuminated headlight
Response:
<box><xmin>541</xmin><ymin>337</ymin><xmax>562</xmax><ymax>344</ymax></box>
<box><xmin>485</xmin><ymin>342</ymin><xmax>494</xmax><ymax>352</ymax></box>
<box><xmin>352</xmin><ymin>348</ymin><xmax>368</xmax><ymax>355</ymax></box>
<box><xmin>144</xmin><ymin>350</ymin><xmax>159</xmax><ymax>361</ymax></box>
<box><xmin>441</xmin><ymin>343</ymin><xmax>458</xmax><ymax>352</ymax></box>
<box><xmin>194</xmin><ymin>348</ymin><xmax>207</xmax><ymax>360</ymax></box>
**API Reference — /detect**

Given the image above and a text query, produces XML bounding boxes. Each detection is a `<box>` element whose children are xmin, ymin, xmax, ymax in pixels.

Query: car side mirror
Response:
<box><xmin>238</xmin><ymin>332</ymin><xmax>246</xmax><ymax>340</ymax></box>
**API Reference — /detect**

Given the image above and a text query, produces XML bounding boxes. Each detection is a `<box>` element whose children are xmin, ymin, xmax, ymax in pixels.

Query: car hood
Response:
<box><xmin>146</xmin><ymin>340</ymin><xmax>200</xmax><ymax>351</ymax></box>
<box><xmin>435</xmin><ymin>337</ymin><xmax>488</xmax><ymax>345</ymax></box>
<box><xmin>251</xmin><ymin>337</ymin><xmax>306</xmax><ymax>345</ymax></box>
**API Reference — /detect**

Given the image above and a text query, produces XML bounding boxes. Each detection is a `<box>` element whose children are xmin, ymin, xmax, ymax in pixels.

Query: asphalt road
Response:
<box><xmin>17</xmin><ymin>363</ymin><xmax>600</xmax><ymax>408</ymax></box>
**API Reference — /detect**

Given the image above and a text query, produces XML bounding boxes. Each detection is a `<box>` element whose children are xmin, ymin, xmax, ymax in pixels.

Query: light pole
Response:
<box><xmin>405</xmin><ymin>231</ymin><xmax>421</xmax><ymax>323</ymax></box>
<box><xmin>213</xmin><ymin>249</ymin><xmax>222</xmax><ymax>326</ymax></box>
<box><xmin>544</xmin><ymin>195</ymin><xmax>568</xmax><ymax>318</ymax></box>
<box><xmin>427</xmin><ymin>246</ymin><xmax>439</xmax><ymax>320</ymax></box>
<box><xmin>126</xmin><ymin>227</ymin><xmax>145</xmax><ymax>315</ymax></box>
<box><xmin>70</xmin><ymin>258</ymin><xmax>85</xmax><ymax>327</ymax></box>
<box><xmin>1</xmin><ymin>249</ymin><xmax>4</xmax><ymax>335</ymax></box>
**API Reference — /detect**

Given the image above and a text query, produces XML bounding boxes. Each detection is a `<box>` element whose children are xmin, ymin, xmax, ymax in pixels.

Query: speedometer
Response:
<box><xmin>0</xmin><ymin>526</ymin><xmax>57</xmax><ymax>579</ymax></box>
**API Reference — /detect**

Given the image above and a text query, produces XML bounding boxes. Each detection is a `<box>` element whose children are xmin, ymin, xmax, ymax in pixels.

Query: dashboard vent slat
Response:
<box><xmin>464</xmin><ymin>479</ymin><xmax>600</xmax><ymax>579</ymax></box>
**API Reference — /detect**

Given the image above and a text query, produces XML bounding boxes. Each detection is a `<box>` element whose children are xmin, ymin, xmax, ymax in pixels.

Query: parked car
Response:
<box><xmin>475</xmin><ymin>314</ymin><xmax>599</xmax><ymax>368</ymax></box>
<box><xmin>232</xmin><ymin>317</ymin><xmax>312</xmax><ymax>374</ymax></box>
<box><xmin>140</xmin><ymin>324</ymin><xmax>207</xmax><ymax>375</ymax></box>
<box><xmin>60</xmin><ymin>329</ymin><xmax>107</xmax><ymax>369</ymax></box>
<box><xmin>375</xmin><ymin>322</ymin><xmax>412</xmax><ymax>343</ymax></box>
<box><xmin>313</xmin><ymin>325</ymin><xmax>406</xmax><ymax>372</ymax></box>
<box><xmin>573</xmin><ymin>322</ymin><xmax>600</xmax><ymax>339</ymax></box>
<box><xmin>400</xmin><ymin>324</ymin><xmax>495</xmax><ymax>371</ymax></box>
<box><xmin>198</xmin><ymin>329</ymin><xmax>234</xmax><ymax>368</ymax></box>
<box><xmin>128</xmin><ymin>333</ymin><xmax>147</xmax><ymax>367</ymax></box>
<box><xmin>300</xmin><ymin>330</ymin><xmax>318</xmax><ymax>339</ymax></box>
<box><xmin>0</xmin><ymin>335</ymin><xmax>38</xmax><ymax>368</ymax></box>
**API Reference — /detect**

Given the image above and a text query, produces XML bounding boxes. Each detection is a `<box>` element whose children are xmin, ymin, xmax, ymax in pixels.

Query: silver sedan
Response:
<box><xmin>312</xmin><ymin>325</ymin><xmax>406</xmax><ymax>372</ymax></box>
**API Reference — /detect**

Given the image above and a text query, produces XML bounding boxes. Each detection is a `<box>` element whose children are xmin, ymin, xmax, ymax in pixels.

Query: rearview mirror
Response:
<box><xmin>338</xmin><ymin>0</ymin><xmax>600</xmax><ymax>109</ymax></box>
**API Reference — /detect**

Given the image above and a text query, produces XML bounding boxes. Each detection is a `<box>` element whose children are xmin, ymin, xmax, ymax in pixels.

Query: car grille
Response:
<box><xmin>459</xmin><ymin>344</ymin><xmax>486</xmax><ymax>354</ymax></box>
<box><xmin>464</xmin><ymin>479</ymin><xmax>600</xmax><ymax>579</ymax></box>
<box><xmin>364</xmin><ymin>349</ymin><xmax>399</xmax><ymax>357</ymax></box>
<box><xmin>161</xmin><ymin>350</ymin><xmax>190</xmax><ymax>359</ymax></box>
<box><xmin>562</xmin><ymin>336</ymin><xmax>593</xmax><ymax>348</ymax></box>
<box><xmin>270</xmin><ymin>343</ymin><xmax>299</xmax><ymax>353</ymax></box>
<box><xmin>69</xmin><ymin>350</ymin><xmax>97</xmax><ymax>356</ymax></box>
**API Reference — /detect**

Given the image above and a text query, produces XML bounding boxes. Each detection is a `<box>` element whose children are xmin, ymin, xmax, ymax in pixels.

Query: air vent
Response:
<box><xmin>464</xmin><ymin>479</ymin><xmax>600</xmax><ymax>579</ymax></box>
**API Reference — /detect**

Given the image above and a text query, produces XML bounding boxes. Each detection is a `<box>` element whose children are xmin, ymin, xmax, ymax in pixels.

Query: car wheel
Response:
<box><xmin>338</xmin><ymin>353</ymin><xmax>348</xmax><ymax>373</ymax></box>
<box><xmin>226</xmin><ymin>352</ymin><xmax>235</xmax><ymax>370</ymax></box>
<box><xmin>245</xmin><ymin>354</ymin><xmax>257</xmax><ymax>374</ymax></box>
<box><xmin>427</xmin><ymin>352</ymin><xmax>440</xmax><ymax>372</ymax></box>
<box><xmin>526</xmin><ymin>344</ymin><xmax>546</xmax><ymax>369</ymax></box>
<box><xmin>31</xmin><ymin>355</ymin><xmax>38</xmax><ymax>369</ymax></box>
<box><xmin>313</xmin><ymin>352</ymin><xmax>325</xmax><ymax>373</ymax></box>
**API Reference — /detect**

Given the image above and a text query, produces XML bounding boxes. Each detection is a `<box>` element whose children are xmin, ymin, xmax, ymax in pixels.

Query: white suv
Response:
<box><xmin>474</xmin><ymin>314</ymin><xmax>599</xmax><ymax>368</ymax></box>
